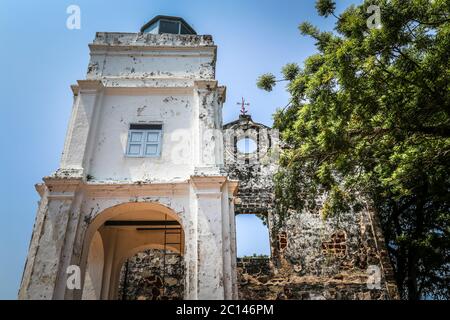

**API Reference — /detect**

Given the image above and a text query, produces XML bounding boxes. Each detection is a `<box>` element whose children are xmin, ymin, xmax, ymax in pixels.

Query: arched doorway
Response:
<box><xmin>80</xmin><ymin>202</ymin><xmax>185</xmax><ymax>300</ymax></box>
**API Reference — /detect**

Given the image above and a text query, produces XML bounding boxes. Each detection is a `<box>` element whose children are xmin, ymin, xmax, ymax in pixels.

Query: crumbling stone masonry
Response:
<box><xmin>118</xmin><ymin>249</ymin><xmax>184</xmax><ymax>300</ymax></box>
<box><xmin>224</xmin><ymin>114</ymin><xmax>399</xmax><ymax>300</ymax></box>
<box><xmin>223</xmin><ymin>114</ymin><xmax>279</xmax><ymax>218</ymax></box>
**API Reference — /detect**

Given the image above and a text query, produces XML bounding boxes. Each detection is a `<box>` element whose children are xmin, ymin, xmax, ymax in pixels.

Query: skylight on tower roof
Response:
<box><xmin>140</xmin><ymin>15</ymin><xmax>197</xmax><ymax>35</ymax></box>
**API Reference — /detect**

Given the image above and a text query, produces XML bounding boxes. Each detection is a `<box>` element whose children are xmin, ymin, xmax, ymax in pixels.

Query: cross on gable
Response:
<box><xmin>237</xmin><ymin>97</ymin><xmax>250</xmax><ymax>115</ymax></box>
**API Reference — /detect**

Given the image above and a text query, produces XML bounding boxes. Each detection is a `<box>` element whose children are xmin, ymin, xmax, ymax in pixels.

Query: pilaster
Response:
<box><xmin>19</xmin><ymin>176</ymin><xmax>82</xmax><ymax>299</ymax></box>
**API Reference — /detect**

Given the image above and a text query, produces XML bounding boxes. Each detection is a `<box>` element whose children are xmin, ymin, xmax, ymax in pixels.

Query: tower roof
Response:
<box><xmin>140</xmin><ymin>15</ymin><xmax>197</xmax><ymax>35</ymax></box>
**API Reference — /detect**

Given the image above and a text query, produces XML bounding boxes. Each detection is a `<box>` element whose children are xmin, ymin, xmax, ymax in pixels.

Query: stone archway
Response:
<box><xmin>80</xmin><ymin>202</ymin><xmax>185</xmax><ymax>300</ymax></box>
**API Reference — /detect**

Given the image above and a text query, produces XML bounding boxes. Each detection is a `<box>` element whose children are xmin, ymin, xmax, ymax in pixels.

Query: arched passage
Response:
<box><xmin>80</xmin><ymin>202</ymin><xmax>185</xmax><ymax>300</ymax></box>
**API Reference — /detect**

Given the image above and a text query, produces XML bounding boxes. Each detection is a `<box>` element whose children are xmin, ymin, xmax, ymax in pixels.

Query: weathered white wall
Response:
<box><xmin>88</xmin><ymin>93</ymin><xmax>194</xmax><ymax>182</ymax></box>
<box><xmin>87</xmin><ymin>50</ymin><xmax>215</xmax><ymax>80</ymax></box>
<box><xmin>59</xmin><ymin>32</ymin><xmax>224</xmax><ymax>182</ymax></box>
<box><xmin>87</xmin><ymin>33</ymin><xmax>216</xmax><ymax>81</ymax></box>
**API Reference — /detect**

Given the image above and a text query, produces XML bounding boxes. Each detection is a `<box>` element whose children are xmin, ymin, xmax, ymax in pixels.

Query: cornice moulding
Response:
<box><xmin>227</xmin><ymin>180</ymin><xmax>239</xmax><ymax>196</ymax></box>
<box><xmin>190</xmin><ymin>175</ymin><xmax>227</xmax><ymax>191</ymax></box>
<box><xmin>77</xmin><ymin>80</ymin><xmax>104</xmax><ymax>93</ymax></box>
<box><xmin>89</xmin><ymin>45</ymin><xmax>216</xmax><ymax>54</ymax></box>
<box><xmin>42</xmin><ymin>176</ymin><xmax>83</xmax><ymax>194</ymax></box>
<box><xmin>218</xmin><ymin>86</ymin><xmax>227</xmax><ymax>103</ymax></box>
<box><xmin>194</xmin><ymin>80</ymin><xmax>218</xmax><ymax>90</ymax></box>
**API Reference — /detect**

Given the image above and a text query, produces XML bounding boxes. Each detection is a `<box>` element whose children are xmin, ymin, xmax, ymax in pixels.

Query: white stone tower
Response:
<box><xmin>19</xmin><ymin>16</ymin><xmax>238</xmax><ymax>300</ymax></box>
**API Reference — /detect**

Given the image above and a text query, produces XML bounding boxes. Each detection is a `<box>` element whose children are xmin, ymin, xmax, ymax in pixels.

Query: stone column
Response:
<box><xmin>184</xmin><ymin>186</ymin><xmax>199</xmax><ymax>300</ymax></box>
<box><xmin>192</xmin><ymin>80</ymin><xmax>224</xmax><ymax>175</ymax></box>
<box><xmin>227</xmin><ymin>183</ymin><xmax>239</xmax><ymax>299</ymax></box>
<box><xmin>188</xmin><ymin>176</ymin><xmax>236</xmax><ymax>300</ymax></box>
<box><xmin>18</xmin><ymin>177</ymin><xmax>82</xmax><ymax>300</ymax></box>
<box><xmin>187</xmin><ymin>81</ymin><xmax>236</xmax><ymax>299</ymax></box>
<box><xmin>220</xmin><ymin>181</ymin><xmax>239</xmax><ymax>300</ymax></box>
<box><xmin>60</xmin><ymin>80</ymin><xmax>104</xmax><ymax>173</ymax></box>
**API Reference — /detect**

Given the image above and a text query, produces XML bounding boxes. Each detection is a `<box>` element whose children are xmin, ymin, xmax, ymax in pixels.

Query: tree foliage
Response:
<box><xmin>259</xmin><ymin>0</ymin><xmax>450</xmax><ymax>300</ymax></box>
<box><xmin>257</xmin><ymin>73</ymin><xmax>277</xmax><ymax>91</ymax></box>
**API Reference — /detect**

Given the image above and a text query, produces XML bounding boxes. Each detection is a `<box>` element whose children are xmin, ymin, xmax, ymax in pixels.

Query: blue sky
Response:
<box><xmin>236</xmin><ymin>215</ymin><xmax>271</xmax><ymax>257</ymax></box>
<box><xmin>0</xmin><ymin>0</ymin><xmax>360</xmax><ymax>299</ymax></box>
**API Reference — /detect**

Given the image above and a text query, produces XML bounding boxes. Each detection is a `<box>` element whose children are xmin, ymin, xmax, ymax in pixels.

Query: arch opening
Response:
<box><xmin>235</xmin><ymin>214</ymin><xmax>270</xmax><ymax>258</ymax></box>
<box><xmin>80</xmin><ymin>202</ymin><xmax>185</xmax><ymax>300</ymax></box>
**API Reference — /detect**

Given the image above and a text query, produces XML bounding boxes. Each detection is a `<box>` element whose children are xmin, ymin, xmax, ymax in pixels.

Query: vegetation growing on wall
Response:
<box><xmin>257</xmin><ymin>0</ymin><xmax>450</xmax><ymax>300</ymax></box>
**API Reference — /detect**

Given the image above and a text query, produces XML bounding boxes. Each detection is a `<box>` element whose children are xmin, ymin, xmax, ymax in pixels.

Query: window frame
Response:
<box><xmin>158</xmin><ymin>19</ymin><xmax>182</xmax><ymax>34</ymax></box>
<box><xmin>126</xmin><ymin>124</ymin><xmax>163</xmax><ymax>158</ymax></box>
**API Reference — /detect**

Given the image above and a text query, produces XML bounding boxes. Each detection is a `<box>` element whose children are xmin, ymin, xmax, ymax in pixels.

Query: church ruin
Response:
<box><xmin>19</xmin><ymin>16</ymin><xmax>398</xmax><ymax>300</ymax></box>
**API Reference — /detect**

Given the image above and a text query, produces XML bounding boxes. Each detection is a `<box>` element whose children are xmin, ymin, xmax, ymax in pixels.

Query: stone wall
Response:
<box><xmin>224</xmin><ymin>114</ymin><xmax>399</xmax><ymax>300</ymax></box>
<box><xmin>223</xmin><ymin>115</ymin><xmax>279</xmax><ymax>217</ymax></box>
<box><xmin>237</xmin><ymin>256</ymin><xmax>389</xmax><ymax>300</ymax></box>
<box><xmin>235</xmin><ymin>207</ymin><xmax>398</xmax><ymax>300</ymax></box>
<box><xmin>118</xmin><ymin>249</ymin><xmax>184</xmax><ymax>300</ymax></box>
<box><xmin>236</xmin><ymin>207</ymin><xmax>398</xmax><ymax>300</ymax></box>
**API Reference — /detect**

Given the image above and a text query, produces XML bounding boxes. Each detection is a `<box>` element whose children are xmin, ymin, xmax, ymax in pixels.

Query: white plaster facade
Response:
<box><xmin>19</xmin><ymin>26</ymin><xmax>239</xmax><ymax>300</ymax></box>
